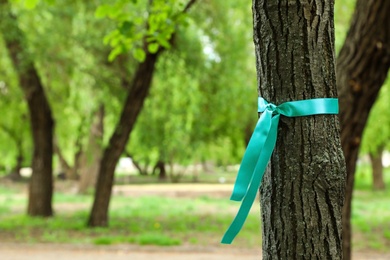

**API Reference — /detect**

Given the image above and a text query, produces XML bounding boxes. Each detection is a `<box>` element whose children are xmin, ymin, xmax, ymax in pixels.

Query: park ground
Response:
<box><xmin>1</xmin><ymin>180</ymin><xmax>390</xmax><ymax>259</ymax></box>
<box><xmin>1</xmin><ymin>242</ymin><xmax>390</xmax><ymax>260</ymax></box>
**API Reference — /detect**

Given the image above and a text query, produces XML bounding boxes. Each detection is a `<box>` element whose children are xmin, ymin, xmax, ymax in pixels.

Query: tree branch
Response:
<box><xmin>0</xmin><ymin>124</ymin><xmax>18</xmax><ymax>142</ymax></box>
<box><xmin>183</xmin><ymin>0</ymin><xmax>197</xmax><ymax>13</ymax></box>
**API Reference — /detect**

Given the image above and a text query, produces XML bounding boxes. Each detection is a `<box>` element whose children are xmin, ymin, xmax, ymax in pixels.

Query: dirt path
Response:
<box><xmin>112</xmin><ymin>183</ymin><xmax>234</xmax><ymax>198</ymax></box>
<box><xmin>1</xmin><ymin>243</ymin><xmax>390</xmax><ymax>260</ymax></box>
<box><xmin>0</xmin><ymin>243</ymin><xmax>260</xmax><ymax>260</ymax></box>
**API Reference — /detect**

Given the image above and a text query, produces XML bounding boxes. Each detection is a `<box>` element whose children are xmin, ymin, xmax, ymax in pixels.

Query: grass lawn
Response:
<box><xmin>0</xmin><ymin>165</ymin><xmax>389</xmax><ymax>252</ymax></box>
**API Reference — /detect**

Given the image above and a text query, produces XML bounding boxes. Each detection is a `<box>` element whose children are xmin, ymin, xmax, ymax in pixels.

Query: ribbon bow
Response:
<box><xmin>221</xmin><ymin>97</ymin><xmax>339</xmax><ymax>244</ymax></box>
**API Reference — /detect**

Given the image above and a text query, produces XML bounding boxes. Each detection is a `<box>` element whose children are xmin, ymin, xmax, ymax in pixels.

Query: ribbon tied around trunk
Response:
<box><xmin>221</xmin><ymin>97</ymin><xmax>339</xmax><ymax>244</ymax></box>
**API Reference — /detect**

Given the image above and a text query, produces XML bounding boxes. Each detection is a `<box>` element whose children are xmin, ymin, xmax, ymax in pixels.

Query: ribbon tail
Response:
<box><xmin>230</xmin><ymin>111</ymin><xmax>273</xmax><ymax>201</ymax></box>
<box><xmin>221</xmin><ymin>115</ymin><xmax>280</xmax><ymax>244</ymax></box>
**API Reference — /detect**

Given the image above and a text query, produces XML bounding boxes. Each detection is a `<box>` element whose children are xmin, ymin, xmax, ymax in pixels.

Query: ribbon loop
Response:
<box><xmin>221</xmin><ymin>97</ymin><xmax>339</xmax><ymax>244</ymax></box>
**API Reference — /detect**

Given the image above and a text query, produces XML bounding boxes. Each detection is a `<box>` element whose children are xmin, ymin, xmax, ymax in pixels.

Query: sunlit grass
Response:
<box><xmin>0</xmin><ymin>191</ymin><xmax>260</xmax><ymax>248</ymax></box>
<box><xmin>354</xmin><ymin>164</ymin><xmax>390</xmax><ymax>191</ymax></box>
<box><xmin>352</xmin><ymin>165</ymin><xmax>390</xmax><ymax>251</ymax></box>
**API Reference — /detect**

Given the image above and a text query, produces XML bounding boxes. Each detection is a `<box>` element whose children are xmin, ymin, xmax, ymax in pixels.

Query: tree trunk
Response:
<box><xmin>336</xmin><ymin>0</ymin><xmax>390</xmax><ymax>258</ymax></box>
<box><xmin>88</xmin><ymin>52</ymin><xmax>159</xmax><ymax>227</ymax></box>
<box><xmin>0</xmin><ymin>0</ymin><xmax>54</xmax><ymax>216</ymax></box>
<box><xmin>153</xmin><ymin>160</ymin><xmax>167</xmax><ymax>180</ymax></box>
<box><xmin>9</xmin><ymin>147</ymin><xmax>23</xmax><ymax>181</ymax></box>
<box><xmin>252</xmin><ymin>0</ymin><xmax>346</xmax><ymax>258</ymax></box>
<box><xmin>132</xmin><ymin>159</ymin><xmax>148</xmax><ymax>176</ymax></box>
<box><xmin>78</xmin><ymin>105</ymin><xmax>104</xmax><ymax>194</ymax></box>
<box><xmin>369</xmin><ymin>148</ymin><xmax>386</xmax><ymax>191</ymax></box>
<box><xmin>126</xmin><ymin>152</ymin><xmax>149</xmax><ymax>176</ymax></box>
<box><xmin>54</xmin><ymin>141</ymin><xmax>76</xmax><ymax>180</ymax></box>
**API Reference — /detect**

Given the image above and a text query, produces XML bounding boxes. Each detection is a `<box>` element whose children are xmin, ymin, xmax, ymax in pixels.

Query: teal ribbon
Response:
<box><xmin>221</xmin><ymin>97</ymin><xmax>339</xmax><ymax>244</ymax></box>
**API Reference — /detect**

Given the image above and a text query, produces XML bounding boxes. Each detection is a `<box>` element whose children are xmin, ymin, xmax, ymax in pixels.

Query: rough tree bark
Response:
<box><xmin>253</xmin><ymin>0</ymin><xmax>346</xmax><ymax>258</ymax></box>
<box><xmin>369</xmin><ymin>148</ymin><xmax>386</xmax><ymax>191</ymax></box>
<box><xmin>0</xmin><ymin>0</ymin><xmax>54</xmax><ymax>216</ymax></box>
<box><xmin>336</xmin><ymin>0</ymin><xmax>390</xmax><ymax>258</ymax></box>
<box><xmin>88</xmin><ymin>0</ymin><xmax>197</xmax><ymax>227</ymax></box>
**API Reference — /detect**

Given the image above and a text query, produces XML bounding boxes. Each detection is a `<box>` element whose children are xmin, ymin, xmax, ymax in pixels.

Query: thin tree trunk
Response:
<box><xmin>54</xmin><ymin>141</ymin><xmax>74</xmax><ymax>180</ymax></box>
<box><xmin>78</xmin><ymin>105</ymin><xmax>104</xmax><ymax>194</ymax></box>
<box><xmin>1</xmin><ymin>0</ymin><xmax>54</xmax><ymax>216</ymax></box>
<box><xmin>153</xmin><ymin>160</ymin><xmax>167</xmax><ymax>180</ymax></box>
<box><xmin>336</xmin><ymin>0</ymin><xmax>390</xmax><ymax>259</ymax></box>
<box><xmin>87</xmin><ymin>0</ymin><xmax>197</xmax><ymax>227</ymax></box>
<box><xmin>88</xmin><ymin>52</ymin><xmax>159</xmax><ymax>226</ymax></box>
<box><xmin>70</xmin><ymin>116</ymin><xmax>89</xmax><ymax>180</ymax></box>
<box><xmin>369</xmin><ymin>148</ymin><xmax>386</xmax><ymax>191</ymax></box>
<box><xmin>125</xmin><ymin>152</ymin><xmax>148</xmax><ymax>176</ymax></box>
<box><xmin>253</xmin><ymin>0</ymin><xmax>346</xmax><ymax>258</ymax></box>
<box><xmin>10</xmin><ymin>145</ymin><xmax>24</xmax><ymax>181</ymax></box>
<box><xmin>132</xmin><ymin>159</ymin><xmax>148</xmax><ymax>176</ymax></box>
<box><xmin>7</xmin><ymin>146</ymin><xmax>24</xmax><ymax>181</ymax></box>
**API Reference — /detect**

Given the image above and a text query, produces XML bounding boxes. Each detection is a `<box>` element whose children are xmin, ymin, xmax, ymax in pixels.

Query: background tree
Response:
<box><xmin>336</xmin><ymin>0</ymin><xmax>390</xmax><ymax>258</ymax></box>
<box><xmin>17</xmin><ymin>0</ymin><xmax>138</xmax><ymax>189</ymax></box>
<box><xmin>253</xmin><ymin>0</ymin><xmax>346</xmax><ymax>258</ymax></box>
<box><xmin>88</xmin><ymin>0</ymin><xmax>197</xmax><ymax>227</ymax></box>
<box><xmin>0</xmin><ymin>0</ymin><xmax>54</xmax><ymax>216</ymax></box>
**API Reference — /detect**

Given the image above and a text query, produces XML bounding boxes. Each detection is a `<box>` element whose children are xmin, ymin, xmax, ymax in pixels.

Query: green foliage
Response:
<box><xmin>334</xmin><ymin>0</ymin><xmax>357</xmax><ymax>54</ymax></box>
<box><xmin>128</xmin><ymin>0</ymin><xmax>257</xmax><ymax>169</ymax></box>
<box><xmin>352</xmin><ymin>179</ymin><xmax>390</xmax><ymax>251</ymax></box>
<box><xmin>96</xmin><ymin>0</ymin><xmax>190</xmax><ymax>62</ymax></box>
<box><xmin>354</xmin><ymin>163</ymin><xmax>390</xmax><ymax>190</ymax></box>
<box><xmin>1</xmin><ymin>0</ymin><xmax>139</xmax><ymax>170</ymax></box>
<box><xmin>384</xmin><ymin>230</ymin><xmax>390</xmax><ymax>240</ymax></box>
<box><xmin>360</xmin><ymin>78</ymin><xmax>390</xmax><ymax>155</ymax></box>
<box><xmin>11</xmin><ymin>0</ymin><xmax>55</xmax><ymax>9</ymax></box>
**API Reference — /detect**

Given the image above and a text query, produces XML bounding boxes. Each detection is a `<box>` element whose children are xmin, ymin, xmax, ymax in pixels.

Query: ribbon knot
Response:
<box><xmin>264</xmin><ymin>103</ymin><xmax>277</xmax><ymax>113</ymax></box>
<box><xmin>221</xmin><ymin>97</ymin><xmax>339</xmax><ymax>244</ymax></box>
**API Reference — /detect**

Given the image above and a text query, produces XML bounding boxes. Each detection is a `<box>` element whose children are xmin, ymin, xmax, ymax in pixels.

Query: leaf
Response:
<box><xmin>95</xmin><ymin>5</ymin><xmax>110</xmax><ymax>18</ymax></box>
<box><xmin>24</xmin><ymin>0</ymin><xmax>39</xmax><ymax>9</ymax></box>
<box><xmin>156</xmin><ymin>36</ymin><xmax>171</xmax><ymax>49</ymax></box>
<box><xmin>119</xmin><ymin>21</ymin><xmax>134</xmax><ymax>37</ymax></box>
<box><xmin>103</xmin><ymin>30</ymin><xmax>119</xmax><ymax>46</ymax></box>
<box><xmin>132</xmin><ymin>48</ymin><xmax>146</xmax><ymax>62</ymax></box>
<box><xmin>108</xmin><ymin>46</ymin><xmax>123</xmax><ymax>62</ymax></box>
<box><xmin>148</xmin><ymin>43</ymin><xmax>159</xmax><ymax>54</ymax></box>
